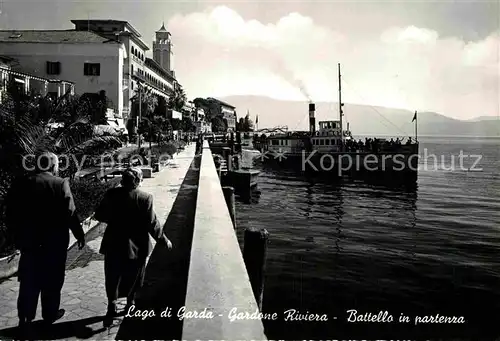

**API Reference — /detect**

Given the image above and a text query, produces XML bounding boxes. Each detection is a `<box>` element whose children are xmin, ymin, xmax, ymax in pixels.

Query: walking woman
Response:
<box><xmin>94</xmin><ymin>167</ymin><xmax>172</xmax><ymax>325</ymax></box>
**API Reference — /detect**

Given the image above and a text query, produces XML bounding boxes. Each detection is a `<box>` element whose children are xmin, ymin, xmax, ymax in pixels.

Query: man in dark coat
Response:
<box><xmin>93</xmin><ymin>167</ymin><xmax>172</xmax><ymax>325</ymax></box>
<box><xmin>5</xmin><ymin>152</ymin><xmax>86</xmax><ymax>327</ymax></box>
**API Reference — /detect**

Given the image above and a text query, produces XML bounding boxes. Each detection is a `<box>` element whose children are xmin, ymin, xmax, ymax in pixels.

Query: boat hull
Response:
<box><xmin>257</xmin><ymin>149</ymin><xmax>419</xmax><ymax>175</ymax></box>
<box><xmin>221</xmin><ymin>169</ymin><xmax>260</xmax><ymax>194</ymax></box>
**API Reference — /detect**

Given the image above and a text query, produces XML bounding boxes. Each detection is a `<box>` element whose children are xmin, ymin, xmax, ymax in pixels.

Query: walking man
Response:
<box><xmin>5</xmin><ymin>152</ymin><xmax>86</xmax><ymax>327</ymax></box>
<box><xmin>94</xmin><ymin>167</ymin><xmax>172</xmax><ymax>326</ymax></box>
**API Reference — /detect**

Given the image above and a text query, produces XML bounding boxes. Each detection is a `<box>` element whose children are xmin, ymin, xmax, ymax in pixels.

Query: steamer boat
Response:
<box><xmin>257</xmin><ymin>64</ymin><xmax>419</xmax><ymax>175</ymax></box>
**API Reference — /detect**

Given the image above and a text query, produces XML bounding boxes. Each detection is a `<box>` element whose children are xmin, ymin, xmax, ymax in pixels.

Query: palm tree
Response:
<box><xmin>0</xmin><ymin>85</ymin><xmax>123</xmax><ymax>254</ymax></box>
<box><xmin>168</xmin><ymin>82</ymin><xmax>187</xmax><ymax>111</ymax></box>
<box><xmin>131</xmin><ymin>83</ymin><xmax>158</xmax><ymax>148</ymax></box>
<box><xmin>0</xmin><ymin>83</ymin><xmax>122</xmax><ymax>183</ymax></box>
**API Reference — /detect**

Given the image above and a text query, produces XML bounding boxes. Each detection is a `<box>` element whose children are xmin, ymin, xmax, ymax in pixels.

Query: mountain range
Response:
<box><xmin>218</xmin><ymin>95</ymin><xmax>500</xmax><ymax>137</ymax></box>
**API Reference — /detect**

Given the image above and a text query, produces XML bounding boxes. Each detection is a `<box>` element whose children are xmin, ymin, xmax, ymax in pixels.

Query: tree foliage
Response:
<box><xmin>168</xmin><ymin>83</ymin><xmax>187</xmax><ymax>111</ymax></box>
<box><xmin>171</xmin><ymin>118</ymin><xmax>182</xmax><ymax>131</ymax></box>
<box><xmin>129</xmin><ymin>82</ymin><xmax>193</xmax><ymax>145</ymax></box>
<box><xmin>0</xmin><ymin>83</ymin><xmax>122</xmax><ymax>180</ymax></box>
<box><xmin>181</xmin><ymin>116</ymin><xmax>196</xmax><ymax>133</ymax></box>
<box><xmin>0</xmin><ymin>84</ymin><xmax>123</xmax><ymax>254</ymax></box>
<box><xmin>211</xmin><ymin>116</ymin><xmax>227</xmax><ymax>132</ymax></box>
<box><xmin>154</xmin><ymin>96</ymin><xmax>168</xmax><ymax>117</ymax></box>
<box><xmin>129</xmin><ymin>84</ymin><xmax>159</xmax><ymax>142</ymax></box>
<box><xmin>130</xmin><ymin>85</ymin><xmax>158</xmax><ymax>121</ymax></box>
<box><xmin>80</xmin><ymin>90</ymin><xmax>110</xmax><ymax>125</ymax></box>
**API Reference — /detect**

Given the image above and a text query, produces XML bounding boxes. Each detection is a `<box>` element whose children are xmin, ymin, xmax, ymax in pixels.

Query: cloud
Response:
<box><xmin>168</xmin><ymin>6</ymin><xmax>499</xmax><ymax>120</ymax></box>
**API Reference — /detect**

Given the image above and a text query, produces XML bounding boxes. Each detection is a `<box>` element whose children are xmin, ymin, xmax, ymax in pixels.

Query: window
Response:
<box><xmin>320</xmin><ymin>139</ymin><xmax>324</xmax><ymax>145</ymax></box>
<box><xmin>84</xmin><ymin>63</ymin><xmax>100</xmax><ymax>76</ymax></box>
<box><xmin>131</xmin><ymin>64</ymin><xmax>134</xmax><ymax>75</ymax></box>
<box><xmin>325</xmin><ymin>139</ymin><xmax>330</xmax><ymax>145</ymax></box>
<box><xmin>46</xmin><ymin>61</ymin><xmax>60</xmax><ymax>75</ymax></box>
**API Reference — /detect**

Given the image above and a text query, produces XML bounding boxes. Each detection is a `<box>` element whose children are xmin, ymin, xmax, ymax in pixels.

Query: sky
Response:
<box><xmin>0</xmin><ymin>0</ymin><xmax>498</xmax><ymax>120</ymax></box>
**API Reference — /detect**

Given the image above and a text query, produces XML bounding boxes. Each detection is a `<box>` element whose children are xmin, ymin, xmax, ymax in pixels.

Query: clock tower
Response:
<box><xmin>153</xmin><ymin>22</ymin><xmax>174</xmax><ymax>76</ymax></box>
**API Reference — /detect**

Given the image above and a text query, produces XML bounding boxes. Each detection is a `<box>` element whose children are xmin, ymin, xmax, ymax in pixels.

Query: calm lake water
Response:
<box><xmin>235</xmin><ymin>136</ymin><xmax>500</xmax><ymax>339</ymax></box>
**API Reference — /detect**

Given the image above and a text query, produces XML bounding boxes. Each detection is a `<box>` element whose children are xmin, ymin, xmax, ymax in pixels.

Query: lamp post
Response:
<box><xmin>172</xmin><ymin>80</ymin><xmax>178</xmax><ymax>141</ymax></box>
<box><xmin>137</xmin><ymin>81</ymin><xmax>143</xmax><ymax>148</ymax></box>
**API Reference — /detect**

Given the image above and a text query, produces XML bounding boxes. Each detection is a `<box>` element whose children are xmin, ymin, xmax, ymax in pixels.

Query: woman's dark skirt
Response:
<box><xmin>104</xmin><ymin>255</ymin><xmax>146</xmax><ymax>302</ymax></box>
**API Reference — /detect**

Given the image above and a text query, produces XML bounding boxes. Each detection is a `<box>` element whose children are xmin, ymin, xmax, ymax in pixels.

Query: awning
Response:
<box><xmin>115</xmin><ymin>118</ymin><xmax>127</xmax><ymax>132</ymax></box>
<box><xmin>47</xmin><ymin>122</ymin><xmax>63</xmax><ymax>129</ymax></box>
<box><xmin>94</xmin><ymin>124</ymin><xmax>119</xmax><ymax>136</ymax></box>
<box><xmin>171</xmin><ymin>110</ymin><xmax>182</xmax><ymax>120</ymax></box>
<box><xmin>107</xmin><ymin>119</ymin><xmax>119</xmax><ymax>129</ymax></box>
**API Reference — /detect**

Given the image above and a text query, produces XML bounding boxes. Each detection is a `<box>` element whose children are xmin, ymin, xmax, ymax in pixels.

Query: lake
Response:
<box><xmin>235</xmin><ymin>136</ymin><xmax>500</xmax><ymax>339</ymax></box>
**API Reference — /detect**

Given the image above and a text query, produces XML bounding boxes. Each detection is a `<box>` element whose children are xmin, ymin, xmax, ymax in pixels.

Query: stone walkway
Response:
<box><xmin>0</xmin><ymin>144</ymin><xmax>196</xmax><ymax>340</ymax></box>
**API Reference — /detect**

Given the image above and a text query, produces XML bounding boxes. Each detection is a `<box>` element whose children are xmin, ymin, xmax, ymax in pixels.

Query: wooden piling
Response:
<box><xmin>222</xmin><ymin>186</ymin><xmax>236</xmax><ymax>228</ymax></box>
<box><xmin>243</xmin><ymin>228</ymin><xmax>269</xmax><ymax>310</ymax></box>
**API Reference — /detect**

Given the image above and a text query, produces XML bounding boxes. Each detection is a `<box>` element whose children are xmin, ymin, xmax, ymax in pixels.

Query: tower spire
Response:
<box><xmin>158</xmin><ymin>21</ymin><xmax>167</xmax><ymax>32</ymax></box>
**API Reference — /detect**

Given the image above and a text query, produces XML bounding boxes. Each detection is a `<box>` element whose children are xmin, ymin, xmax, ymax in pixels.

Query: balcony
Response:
<box><xmin>131</xmin><ymin>71</ymin><xmax>173</xmax><ymax>97</ymax></box>
<box><xmin>132</xmin><ymin>55</ymin><xmax>143</xmax><ymax>64</ymax></box>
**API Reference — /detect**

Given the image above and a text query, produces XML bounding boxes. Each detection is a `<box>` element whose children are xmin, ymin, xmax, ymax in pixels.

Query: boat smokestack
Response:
<box><xmin>309</xmin><ymin>102</ymin><xmax>316</xmax><ymax>133</ymax></box>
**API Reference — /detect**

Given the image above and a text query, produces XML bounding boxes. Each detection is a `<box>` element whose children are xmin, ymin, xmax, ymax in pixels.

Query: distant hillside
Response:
<box><xmin>468</xmin><ymin>115</ymin><xmax>500</xmax><ymax>122</ymax></box>
<box><xmin>218</xmin><ymin>95</ymin><xmax>500</xmax><ymax>137</ymax></box>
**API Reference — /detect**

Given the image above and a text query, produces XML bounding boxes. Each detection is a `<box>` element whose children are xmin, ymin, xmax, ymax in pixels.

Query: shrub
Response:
<box><xmin>0</xmin><ymin>199</ymin><xmax>14</xmax><ymax>257</ymax></box>
<box><xmin>151</xmin><ymin>142</ymin><xmax>177</xmax><ymax>157</ymax></box>
<box><xmin>176</xmin><ymin>140</ymin><xmax>187</xmax><ymax>149</ymax></box>
<box><xmin>70</xmin><ymin>177</ymin><xmax>121</xmax><ymax>222</ymax></box>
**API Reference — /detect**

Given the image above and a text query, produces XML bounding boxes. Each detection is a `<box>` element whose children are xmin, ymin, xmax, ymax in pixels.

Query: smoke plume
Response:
<box><xmin>265</xmin><ymin>50</ymin><xmax>312</xmax><ymax>102</ymax></box>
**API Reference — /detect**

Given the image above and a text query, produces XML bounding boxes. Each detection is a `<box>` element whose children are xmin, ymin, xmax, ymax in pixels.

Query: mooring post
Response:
<box><xmin>222</xmin><ymin>186</ymin><xmax>236</xmax><ymax>228</ymax></box>
<box><xmin>243</xmin><ymin>228</ymin><xmax>269</xmax><ymax>311</ymax></box>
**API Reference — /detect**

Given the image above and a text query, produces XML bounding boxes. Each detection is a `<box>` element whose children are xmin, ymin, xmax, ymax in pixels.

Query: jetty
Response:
<box><xmin>0</xmin><ymin>141</ymin><xmax>268</xmax><ymax>340</ymax></box>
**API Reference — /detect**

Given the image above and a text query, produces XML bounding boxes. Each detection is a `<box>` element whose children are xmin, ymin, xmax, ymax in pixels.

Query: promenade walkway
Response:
<box><xmin>0</xmin><ymin>144</ymin><xmax>197</xmax><ymax>340</ymax></box>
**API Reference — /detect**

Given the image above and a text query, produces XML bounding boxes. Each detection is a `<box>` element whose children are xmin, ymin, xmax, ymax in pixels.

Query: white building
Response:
<box><xmin>193</xmin><ymin>97</ymin><xmax>237</xmax><ymax>132</ymax></box>
<box><xmin>195</xmin><ymin>107</ymin><xmax>205</xmax><ymax>122</ymax></box>
<box><xmin>0</xmin><ymin>55</ymin><xmax>74</xmax><ymax>103</ymax></box>
<box><xmin>195</xmin><ymin>121</ymin><xmax>212</xmax><ymax>134</ymax></box>
<box><xmin>0</xmin><ymin>19</ymin><xmax>178</xmax><ymax>123</ymax></box>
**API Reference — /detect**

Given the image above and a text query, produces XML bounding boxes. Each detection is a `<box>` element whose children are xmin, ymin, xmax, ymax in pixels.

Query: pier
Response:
<box><xmin>0</xmin><ymin>141</ymin><xmax>267</xmax><ymax>340</ymax></box>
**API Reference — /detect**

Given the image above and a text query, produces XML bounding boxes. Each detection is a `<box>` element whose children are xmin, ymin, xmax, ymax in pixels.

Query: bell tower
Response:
<box><xmin>153</xmin><ymin>22</ymin><xmax>174</xmax><ymax>76</ymax></box>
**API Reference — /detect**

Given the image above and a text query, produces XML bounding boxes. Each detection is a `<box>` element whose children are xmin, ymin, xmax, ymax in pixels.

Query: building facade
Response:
<box><xmin>70</xmin><ymin>20</ymin><xmax>177</xmax><ymax>120</ymax></box>
<box><xmin>195</xmin><ymin>120</ymin><xmax>212</xmax><ymax>134</ymax></box>
<box><xmin>0</xmin><ymin>19</ymin><xmax>178</xmax><ymax>123</ymax></box>
<box><xmin>0</xmin><ymin>55</ymin><xmax>74</xmax><ymax>103</ymax></box>
<box><xmin>0</xmin><ymin>30</ymin><xmax>123</xmax><ymax>111</ymax></box>
<box><xmin>193</xmin><ymin>97</ymin><xmax>237</xmax><ymax>132</ymax></box>
<box><xmin>182</xmin><ymin>101</ymin><xmax>196</xmax><ymax>121</ymax></box>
